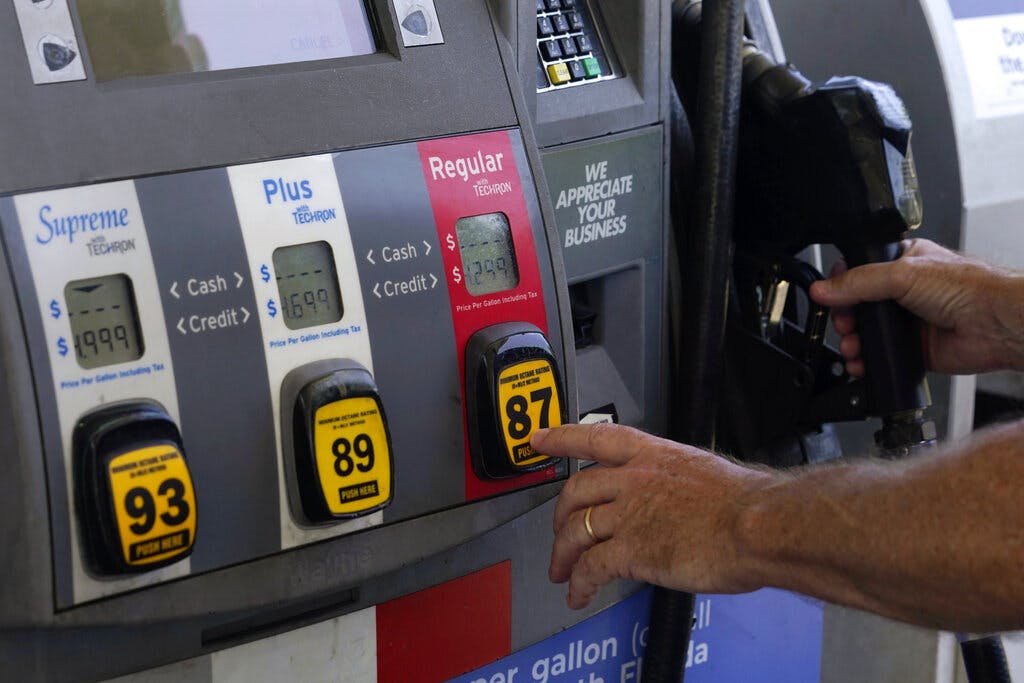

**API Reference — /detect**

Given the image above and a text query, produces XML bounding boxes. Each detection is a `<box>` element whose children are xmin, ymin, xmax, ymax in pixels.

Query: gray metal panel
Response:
<box><xmin>0</xmin><ymin>0</ymin><xmax>517</xmax><ymax>195</ymax></box>
<box><xmin>333</xmin><ymin>143</ymin><xmax>465</xmax><ymax>519</ymax></box>
<box><xmin>0</xmin><ymin>199</ymin><xmax>75</xmax><ymax>612</ymax></box>
<box><xmin>135</xmin><ymin>170</ymin><xmax>281</xmax><ymax>570</ymax></box>
<box><xmin>0</xmin><ymin>200</ymin><xmax>57</xmax><ymax>626</ymax></box>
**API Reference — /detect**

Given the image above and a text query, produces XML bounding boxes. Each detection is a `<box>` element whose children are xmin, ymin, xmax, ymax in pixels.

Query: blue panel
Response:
<box><xmin>948</xmin><ymin>0</ymin><xmax>1024</xmax><ymax>19</ymax></box>
<box><xmin>448</xmin><ymin>587</ymin><xmax>823</xmax><ymax>683</ymax></box>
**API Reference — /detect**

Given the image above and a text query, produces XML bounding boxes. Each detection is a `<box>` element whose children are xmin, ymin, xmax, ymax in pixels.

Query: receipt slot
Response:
<box><xmin>281</xmin><ymin>361</ymin><xmax>394</xmax><ymax>524</ymax></box>
<box><xmin>73</xmin><ymin>401</ymin><xmax>197</xmax><ymax>576</ymax></box>
<box><xmin>466</xmin><ymin>323</ymin><xmax>565</xmax><ymax>479</ymax></box>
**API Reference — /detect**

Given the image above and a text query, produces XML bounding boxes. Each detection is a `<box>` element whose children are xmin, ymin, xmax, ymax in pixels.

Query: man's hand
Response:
<box><xmin>809</xmin><ymin>238</ymin><xmax>1024</xmax><ymax>375</ymax></box>
<box><xmin>535</xmin><ymin>423</ymin><xmax>773</xmax><ymax>610</ymax></box>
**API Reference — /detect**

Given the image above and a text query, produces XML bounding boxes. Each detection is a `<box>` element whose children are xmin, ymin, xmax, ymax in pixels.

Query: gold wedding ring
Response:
<box><xmin>584</xmin><ymin>505</ymin><xmax>599</xmax><ymax>543</ymax></box>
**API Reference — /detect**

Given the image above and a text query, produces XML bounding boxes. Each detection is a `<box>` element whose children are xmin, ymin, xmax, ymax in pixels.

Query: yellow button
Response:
<box><xmin>547</xmin><ymin>63</ymin><xmax>572</xmax><ymax>85</ymax></box>
<box><xmin>496</xmin><ymin>358</ymin><xmax>563</xmax><ymax>468</ymax></box>
<box><xmin>107</xmin><ymin>444</ymin><xmax>196</xmax><ymax>567</ymax></box>
<box><xmin>313</xmin><ymin>396</ymin><xmax>393</xmax><ymax>516</ymax></box>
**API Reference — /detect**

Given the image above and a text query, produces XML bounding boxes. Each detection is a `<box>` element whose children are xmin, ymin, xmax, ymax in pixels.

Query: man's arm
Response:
<box><xmin>538</xmin><ymin>421</ymin><xmax>1024</xmax><ymax>632</ymax></box>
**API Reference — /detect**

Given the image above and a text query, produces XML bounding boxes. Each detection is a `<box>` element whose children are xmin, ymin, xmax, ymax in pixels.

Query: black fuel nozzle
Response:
<box><xmin>735</xmin><ymin>42</ymin><xmax>936</xmax><ymax>456</ymax></box>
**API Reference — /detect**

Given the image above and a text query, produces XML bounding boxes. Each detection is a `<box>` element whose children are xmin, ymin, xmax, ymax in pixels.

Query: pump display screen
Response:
<box><xmin>64</xmin><ymin>275</ymin><xmax>145</xmax><ymax>370</ymax></box>
<box><xmin>273</xmin><ymin>241</ymin><xmax>344</xmax><ymax>330</ymax></box>
<box><xmin>78</xmin><ymin>0</ymin><xmax>377</xmax><ymax>81</ymax></box>
<box><xmin>455</xmin><ymin>213</ymin><xmax>520</xmax><ymax>296</ymax></box>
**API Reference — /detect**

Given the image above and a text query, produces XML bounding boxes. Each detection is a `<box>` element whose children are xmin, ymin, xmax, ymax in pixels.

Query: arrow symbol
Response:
<box><xmin>241</xmin><ymin>306</ymin><xmax>250</xmax><ymax>324</ymax></box>
<box><xmin>176</xmin><ymin>318</ymin><xmax>186</xmax><ymax>335</ymax></box>
<box><xmin>235</xmin><ymin>272</ymin><xmax>244</xmax><ymax>289</ymax></box>
<box><xmin>373</xmin><ymin>282</ymin><xmax>381</xmax><ymax>298</ymax></box>
<box><xmin>367</xmin><ymin>249</ymin><xmax>376</xmax><ymax>265</ymax></box>
<box><xmin>430</xmin><ymin>273</ymin><xmax>438</xmax><ymax>289</ymax></box>
<box><xmin>170</xmin><ymin>281</ymin><xmax>180</xmax><ymax>299</ymax></box>
<box><xmin>423</xmin><ymin>240</ymin><xmax>432</xmax><ymax>256</ymax></box>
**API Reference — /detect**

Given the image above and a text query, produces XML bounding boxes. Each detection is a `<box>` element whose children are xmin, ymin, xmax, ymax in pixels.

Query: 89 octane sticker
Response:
<box><xmin>313</xmin><ymin>396</ymin><xmax>393</xmax><ymax>516</ymax></box>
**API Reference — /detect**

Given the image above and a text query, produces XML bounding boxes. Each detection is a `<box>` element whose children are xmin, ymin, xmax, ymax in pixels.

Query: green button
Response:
<box><xmin>582</xmin><ymin>57</ymin><xmax>602</xmax><ymax>78</ymax></box>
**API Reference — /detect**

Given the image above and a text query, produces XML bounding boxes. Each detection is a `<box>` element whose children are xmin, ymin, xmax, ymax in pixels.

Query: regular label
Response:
<box><xmin>313</xmin><ymin>396</ymin><xmax>392</xmax><ymax>515</ymax></box>
<box><xmin>107</xmin><ymin>445</ymin><xmax>197</xmax><ymax>566</ymax></box>
<box><xmin>496</xmin><ymin>359</ymin><xmax>562</xmax><ymax>467</ymax></box>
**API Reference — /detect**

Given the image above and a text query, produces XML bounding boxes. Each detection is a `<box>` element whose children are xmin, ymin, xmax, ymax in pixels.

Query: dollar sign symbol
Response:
<box><xmin>452</xmin><ymin>266</ymin><xmax>462</xmax><ymax>285</ymax></box>
<box><xmin>57</xmin><ymin>337</ymin><xmax>68</xmax><ymax>357</ymax></box>
<box><xmin>49</xmin><ymin>300</ymin><xmax>61</xmax><ymax>319</ymax></box>
<box><xmin>267</xmin><ymin>299</ymin><xmax>278</xmax><ymax>318</ymax></box>
<box><xmin>260</xmin><ymin>264</ymin><xmax>271</xmax><ymax>283</ymax></box>
<box><xmin>446</xmin><ymin>234</ymin><xmax>456</xmax><ymax>252</ymax></box>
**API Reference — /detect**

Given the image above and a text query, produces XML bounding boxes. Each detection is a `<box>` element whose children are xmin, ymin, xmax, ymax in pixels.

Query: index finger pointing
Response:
<box><xmin>531</xmin><ymin>423</ymin><xmax>660</xmax><ymax>468</ymax></box>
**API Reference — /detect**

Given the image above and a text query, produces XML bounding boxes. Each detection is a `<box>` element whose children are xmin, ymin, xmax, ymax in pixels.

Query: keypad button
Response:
<box><xmin>541</xmin><ymin>39</ymin><xmax>562</xmax><ymax>61</ymax></box>
<box><xmin>559</xmin><ymin>37</ymin><xmax>578</xmax><ymax>57</ymax></box>
<box><xmin>538</xmin><ymin>16</ymin><xmax>554</xmax><ymax>37</ymax></box>
<box><xmin>552</xmin><ymin>14</ymin><xmax>570</xmax><ymax>34</ymax></box>
<box><xmin>546</xmin><ymin>0</ymin><xmax>561</xmax><ymax>9</ymax></box>
<box><xmin>562</xmin><ymin>0</ymin><xmax>577</xmax><ymax>6</ymax></box>
<box><xmin>537</xmin><ymin>0</ymin><xmax>546</xmax><ymax>12</ymax></box>
<box><xmin>568</xmin><ymin>60</ymin><xmax>586</xmax><ymax>81</ymax></box>
<box><xmin>567</xmin><ymin>11</ymin><xmax>584</xmax><ymax>31</ymax></box>
<box><xmin>582</xmin><ymin>56</ymin><xmax>602</xmax><ymax>78</ymax></box>
<box><xmin>575</xmin><ymin>34</ymin><xmax>592</xmax><ymax>53</ymax></box>
<box><xmin>547</xmin><ymin>62</ymin><xmax>572</xmax><ymax>85</ymax></box>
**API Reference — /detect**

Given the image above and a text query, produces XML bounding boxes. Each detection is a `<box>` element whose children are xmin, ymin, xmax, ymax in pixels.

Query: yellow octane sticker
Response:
<box><xmin>107</xmin><ymin>444</ymin><xmax>196</xmax><ymax>566</ymax></box>
<box><xmin>496</xmin><ymin>359</ymin><xmax>562</xmax><ymax>468</ymax></box>
<box><xmin>314</xmin><ymin>396</ymin><xmax>392</xmax><ymax>516</ymax></box>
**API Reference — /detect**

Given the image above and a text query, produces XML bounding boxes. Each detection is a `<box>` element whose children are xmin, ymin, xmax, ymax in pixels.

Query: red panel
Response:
<box><xmin>376</xmin><ymin>561</ymin><xmax>512</xmax><ymax>683</ymax></box>
<box><xmin>418</xmin><ymin>131</ymin><xmax>556</xmax><ymax>501</ymax></box>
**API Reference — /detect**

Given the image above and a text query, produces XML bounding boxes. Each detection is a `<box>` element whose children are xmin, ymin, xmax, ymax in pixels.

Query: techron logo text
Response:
<box><xmin>35</xmin><ymin>204</ymin><xmax>130</xmax><ymax>246</ymax></box>
<box><xmin>261</xmin><ymin>177</ymin><xmax>338</xmax><ymax>225</ymax></box>
<box><xmin>428</xmin><ymin>150</ymin><xmax>506</xmax><ymax>182</ymax></box>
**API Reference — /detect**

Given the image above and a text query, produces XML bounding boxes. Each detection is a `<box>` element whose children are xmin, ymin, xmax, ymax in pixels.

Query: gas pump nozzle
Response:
<box><xmin>733</xmin><ymin>41</ymin><xmax>936</xmax><ymax>456</ymax></box>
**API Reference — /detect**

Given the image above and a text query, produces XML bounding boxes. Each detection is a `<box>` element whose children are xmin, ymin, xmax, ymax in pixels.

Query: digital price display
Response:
<box><xmin>273</xmin><ymin>241</ymin><xmax>344</xmax><ymax>331</ymax></box>
<box><xmin>455</xmin><ymin>213</ymin><xmax>520</xmax><ymax>296</ymax></box>
<box><xmin>64</xmin><ymin>274</ymin><xmax>145</xmax><ymax>370</ymax></box>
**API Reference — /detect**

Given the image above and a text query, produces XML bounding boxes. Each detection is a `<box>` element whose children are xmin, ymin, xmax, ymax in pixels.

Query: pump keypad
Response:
<box><xmin>74</xmin><ymin>402</ymin><xmax>197</xmax><ymax>575</ymax></box>
<box><xmin>536</xmin><ymin>0</ymin><xmax>613</xmax><ymax>90</ymax></box>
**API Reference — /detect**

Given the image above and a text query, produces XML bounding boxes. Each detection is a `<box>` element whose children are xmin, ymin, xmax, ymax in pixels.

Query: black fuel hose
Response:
<box><xmin>961</xmin><ymin>635</ymin><xmax>1013</xmax><ymax>683</ymax></box>
<box><xmin>644</xmin><ymin>0</ymin><xmax>744</xmax><ymax>680</ymax></box>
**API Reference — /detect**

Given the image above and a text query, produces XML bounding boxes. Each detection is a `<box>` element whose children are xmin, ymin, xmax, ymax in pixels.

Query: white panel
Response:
<box><xmin>11</xmin><ymin>0</ymin><xmax>87</xmax><ymax>84</ymax></box>
<box><xmin>952</xmin><ymin>12</ymin><xmax>1024</xmax><ymax>120</ymax></box>
<box><xmin>227</xmin><ymin>155</ymin><xmax>381</xmax><ymax>549</ymax></box>
<box><xmin>210</xmin><ymin>606</ymin><xmax>377</xmax><ymax>683</ymax></box>
<box><xmin>13</xmin><ymin>181</ymin><xmax>186</xmax><ymax>603</ymax></box>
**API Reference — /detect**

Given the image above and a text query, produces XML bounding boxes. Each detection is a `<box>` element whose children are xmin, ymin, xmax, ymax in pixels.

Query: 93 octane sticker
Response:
<box><xmin>107</xmin><ymin>445</ymin><xmax>197</xmax><ymax>566</ymax></box>
<box><xmin>313</xmin><ymin>396</ymin><xmax>393</xmax><ymax>515</ymax></box>
<box><xmin>496</xmin><ymin>359</ymin><xmax>562</xmax><ymax>467</ymax></box>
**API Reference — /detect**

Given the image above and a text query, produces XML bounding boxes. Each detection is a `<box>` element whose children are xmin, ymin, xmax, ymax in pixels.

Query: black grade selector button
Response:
<box><xmin>73</xmin><ymin>401</ymin><xmax>197</xmax><ymax>576</ymax></box>
<box><xmin>541</xmin><ymin>39</ymin><xmax>562</xmax><ymax>61</ymax></box>
<box><xmin>282</xmin><ymin>361</ymin><xmax>393</xmax><ymax>524</ymax></box>
<box><xmin>466</xmin><ymin>323</ymin><xmax>566</xmax><ymax>480</ymax></box>
<box><xmin>537</xmin><ymin>15</ymin><xmax>554</xmax><ymax>38</ymax></box>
